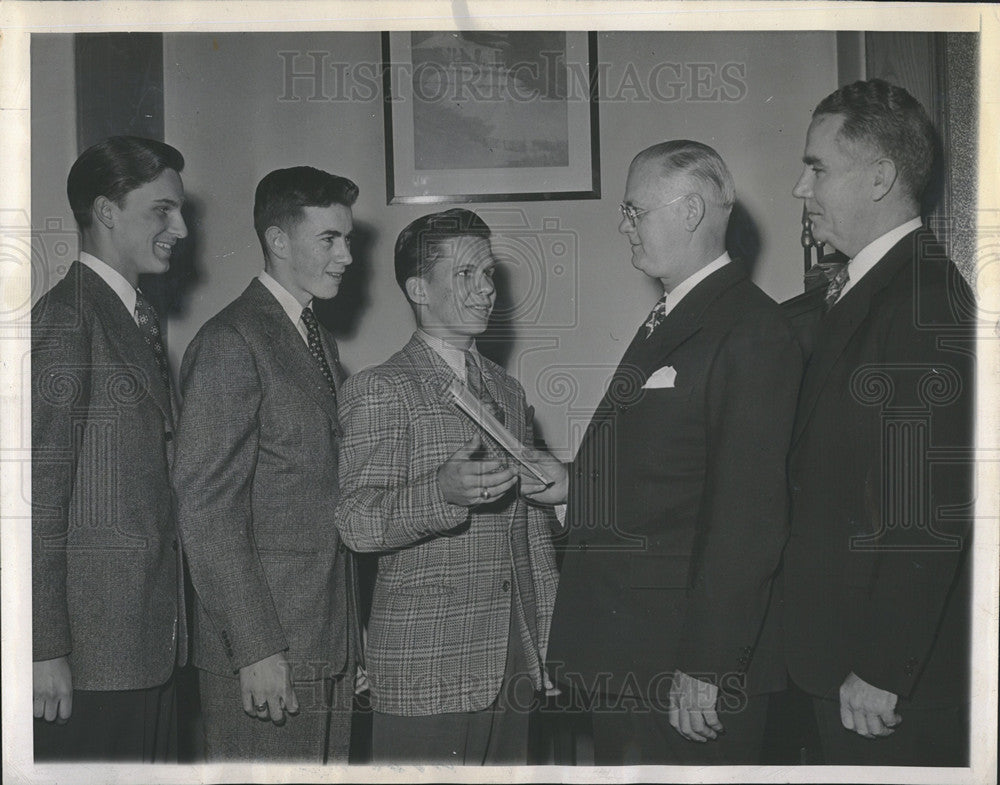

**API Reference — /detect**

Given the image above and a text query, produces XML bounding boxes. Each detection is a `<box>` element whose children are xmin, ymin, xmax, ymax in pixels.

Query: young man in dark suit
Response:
<box><xmin>778</xmin><ymin>79</ymin><xmax>975</xmax><ymax>766</ymax></box>
<box><xmin>32</xmin><ymin>136</ymin><xmax>189</xmax><ymax>760</ymax></box>
<box><xmin>172</xmin><ymin>167</ymin><xmax>361</xmax><ymax>762</ymax></box>
<box><xmin>530</xmin><ymin>140</ymin><xmax>803</xmax><ymax>764</ymax></box>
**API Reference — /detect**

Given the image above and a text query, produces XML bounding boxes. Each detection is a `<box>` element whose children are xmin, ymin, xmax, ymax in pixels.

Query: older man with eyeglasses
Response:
<box><xmin>532</xmin><ymin>140</ymin><xmax>803</xmax><ymax>765</ymax></box>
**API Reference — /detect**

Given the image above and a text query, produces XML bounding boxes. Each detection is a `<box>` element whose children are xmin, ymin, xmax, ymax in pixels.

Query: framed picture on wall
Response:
<box><xmin>382</xmin><ymin>31</ymin><xmax>600</xmax><ymax>204</ymax></box>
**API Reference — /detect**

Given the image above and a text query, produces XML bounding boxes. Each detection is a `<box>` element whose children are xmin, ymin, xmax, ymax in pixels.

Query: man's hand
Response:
<box><xmin>354</xmin><ymin>664</ymin><xmax>370</xmax><ymax>695</ymax></box>
<box><xmin>437</xmin><ymin>436</ymin><xmax>517</xmax><ymax>507</ymax></box>
<box><xmin>518</xmin><ymin>448</ymin><xmax>569</xmax><ymax>505</ymax></box>
<box><xmin>668</xmin><ymin>669</ymin><xmax>724</xmax><ymax>742</ymax></box>
<box><xmin>239</xmin><ymin>652</ymin><xmax>299</xmax><ymax>726</ymax></box>
<box><xmin>33</xmin><ymin>656</ymin><xmax>73</xmax><ymax>724</ymax></box>
<box><xmin>839</xmin><ymin>671</ymin><xmax>900</xmax><ymax>738</ymax></box>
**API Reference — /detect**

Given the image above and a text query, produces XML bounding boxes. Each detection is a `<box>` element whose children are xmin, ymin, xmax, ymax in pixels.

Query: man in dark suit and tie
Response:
<box><xmin>778</xmin><ymin>79</ymin><xmax>975</xmax><ymax>766</ymax></box>
<box><xmin>335</xmin><ymin>209</ymin><xmax>559</xmax><ymax>764</ymax></box>
<box><xmin>530</xmin><ymin>140</ymin><xmax>803</xmax><ymax>764</ymax></box>
<box><xmin>172</xmin><ymin>167</ymin><xmax>360</xmax><ymax>761</ymax></box>
<box><xmin>32</xmin><ymin>136</ymin><xmax>189</xmax><ymax>760</ymax></box>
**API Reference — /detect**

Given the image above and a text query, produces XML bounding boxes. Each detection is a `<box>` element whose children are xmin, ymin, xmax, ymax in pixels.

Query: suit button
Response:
<box><xmin>590</xmin><ymin>470</ymin><xmax>600</xmax><ymax>479</ymax></box>
<box><xmin>171</xmin><ymin>539</ymin><xmax>178</xmax><ymax>552</ymax></box>
<box><xmin>164</xmin><ymin>431</ymin><xmax>173</xmax><ymax>442</ymax></box>
<box><xmin>338</xmin><ymin>543</ymin><xmax>347</xmax><ymax>554</ymax></box>
<box><xmin>502</xmin><ymin>580</ymin><xmax>511</xmax><ymax>592</ymax></box>
<box><xmin>579</xmin><ymin>540</ymin><xmax>589</xmax><ymax>551</ymax></box>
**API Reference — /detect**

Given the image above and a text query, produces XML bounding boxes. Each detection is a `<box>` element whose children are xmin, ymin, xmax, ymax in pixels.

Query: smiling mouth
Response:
<box><xmin>154</xmin><ymin>241</ymin><xmax>174</xmax><ymax>253</ymax></box>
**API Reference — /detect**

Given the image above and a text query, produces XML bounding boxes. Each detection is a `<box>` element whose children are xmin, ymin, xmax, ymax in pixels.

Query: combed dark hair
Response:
<box><xmin>394</xmin><ymin>208</ymin><xmax>492</xmax><ymax>300</ymax></box>
<box><xmin>634</xmin><ymin>139</ymin><xmax>736</xmax><ymax>209</ymax></box>
<box><xmin>253</xmin><ymin>167</ymin><xmax>359</xmax><ymax>258</ymax></box>
<box><xmin>814</xmin><ymin>78</ymin><xmax>936</xmax><ymax>203</ymax></box>
<box><xmin>67</xmin><ymin>136</ymin><xmax>185</xmax><ymax>229</ymax></box>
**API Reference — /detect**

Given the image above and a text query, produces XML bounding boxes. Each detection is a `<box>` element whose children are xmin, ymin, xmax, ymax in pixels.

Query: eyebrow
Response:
<box><xmin>153</xmin><ymin>197</ymin><xmax>184</xmax><ymax>208</ymax></box>
<box><xmin>802</xmin><ymin>154</ymin><xmax>822</xmax><ymax>166</ymax></box>
<box><xmin>317</xmin><ymin>229</ymin><xmax>350</xmax><ymax>238</ymax></box>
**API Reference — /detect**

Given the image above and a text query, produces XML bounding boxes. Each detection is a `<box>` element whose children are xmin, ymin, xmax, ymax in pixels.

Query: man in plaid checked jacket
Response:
<box><xmin>335</xmin><ymin>209</ymin><xmax>559</xmax><ymax>764</ymax></box>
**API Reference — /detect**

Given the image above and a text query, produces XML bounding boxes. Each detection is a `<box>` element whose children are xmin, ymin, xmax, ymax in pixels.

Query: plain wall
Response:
<box><xmin>32</xmin><ymin>31</ymin><xmax>839</xmax><ymax>456</ymax></box>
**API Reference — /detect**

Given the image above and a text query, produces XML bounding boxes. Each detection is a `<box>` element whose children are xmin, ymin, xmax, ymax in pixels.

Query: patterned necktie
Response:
<box><xmin>644</xmin><ymin>294</ymin><xmax>669</xmax><ymax>338</ymax></box>
<box><xmin>300</xmin><ymin>306</ymin><xmax>338</xmax><ymax>401</ymax></box>
<box><xmin>824</xmin><ymin>264</ymin><xmax>851</xmax><ymax>311</ymax></box>
<box><xmin>464</xmin><ymin>350</ymin><xmax>505</xmax><ymax>426</ymax></box>
<box><xmin>134</xmin><ymin>290</ymin><xmax>171</xmax><ymax>392</ymax></box>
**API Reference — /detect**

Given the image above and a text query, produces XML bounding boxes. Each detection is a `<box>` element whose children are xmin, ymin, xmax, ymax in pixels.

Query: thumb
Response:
<box><xmin>453</xmin><ymin>435</ymin><xmax>482</xmax><ymax>459</ymax></box>
<box><xmin>286</xmin><ymin>685</ymin><xmax>299</xmax><ymax>715</ymax></box>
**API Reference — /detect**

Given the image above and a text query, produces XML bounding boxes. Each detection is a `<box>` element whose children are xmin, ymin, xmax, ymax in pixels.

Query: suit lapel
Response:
<box><xmin>792</xmin><ymin>230</ymin><xmax>919</xmax><ymax>444</ymax></box>
<box><xmin>77</xmin><ymin>262</ymin><xmax>174</xmax><ymax>426</ymax></box>
<box><xmin>245</xmin><ymin>280</ymin><xmax>339</xmax><ymax>427</ymax></box>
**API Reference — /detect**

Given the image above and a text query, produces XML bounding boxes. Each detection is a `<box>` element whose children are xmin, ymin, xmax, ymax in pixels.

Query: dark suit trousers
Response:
<box><xmin>198</xmin><ymin>669</ymin><xmax>352</xmax><ymax>762</ymax></box>
<box><xmin>371</xmin><ymin>607</ymin><xmax>535</xmax><ymax>765</ymax></box>
<box><xmin>34</xmin><ymin>676</ymin><xmax>176</xmax><ymax>762</ymax></box>
<box><xmin>811</xmin><ymin>697</ymin><xmax>968</xmax><ymax>766</ymax></box>
<box><xmin>590</xmin><ymin>691</ymin><xmax>769</xmax><ymax>765</ymax></box>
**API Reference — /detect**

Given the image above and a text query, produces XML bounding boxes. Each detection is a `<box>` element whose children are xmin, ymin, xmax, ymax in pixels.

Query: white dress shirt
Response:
<box><xmin>80</xmin><ymin>251</ymin><xmax>138</xmax><ymax>324</ymax></box>
<box><xmin>837</xmin><ymin>217</ymin><xmax>923</xmax><ymax>300</ymax></box>
<box><xmin>658</xmin><ymin>252</ymin><xmax>732</xmax><ymax>314</ymax></box>
<box><xmin>416</xmin><ymin>329</ymin><xmax>485</xmax><ymax>385</ymax></box>
<box><xmin>258</xmin><ymin>270</ymin><xmax>311</xmax><ymax>345</ymax></box>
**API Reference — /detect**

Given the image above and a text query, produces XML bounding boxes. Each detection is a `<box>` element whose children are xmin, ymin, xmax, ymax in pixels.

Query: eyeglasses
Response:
<box><xmin>619</xmin><ymin>193</ymin><xmax>691</xmax><ymax>229</ymax></box>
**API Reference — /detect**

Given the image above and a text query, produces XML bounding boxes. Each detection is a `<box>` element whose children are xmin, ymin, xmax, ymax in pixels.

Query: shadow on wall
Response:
<box><xmin>314</xmin><ymin>219</ymin><xmax>376</xmax><ymax>363</ymax></box>
<box><xmin>726</xmin><ymin>199</ymin><xmax>762</xmax><ymax>280</ymax></box>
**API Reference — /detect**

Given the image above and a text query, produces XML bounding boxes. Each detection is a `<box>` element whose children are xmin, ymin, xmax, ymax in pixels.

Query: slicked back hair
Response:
<box><xmin>67</xmin><ymin>136</ymin><xmax>185</xmax><ymax>229</ymax></box>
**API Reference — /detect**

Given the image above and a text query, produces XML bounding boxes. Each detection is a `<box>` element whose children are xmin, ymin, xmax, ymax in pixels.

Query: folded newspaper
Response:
<box><xmin>446</xmin><ymin>379</ymin><xmax>553</xmax><ymax>485</ymax></box>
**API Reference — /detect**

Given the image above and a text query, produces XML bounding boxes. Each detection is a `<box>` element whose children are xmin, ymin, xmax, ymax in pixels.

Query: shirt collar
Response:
<box><xmin>839</xmin><ymin>217</ymin><xmax>923</xmax><ymax>298</ymax></box>
<box><xmin>258</xmin><ymin>270</ymin><xmax>312</xmax><ymax>326</ymax></box>
<box><xmin>659</xmin><ymin>252</ymin><xmax>731</xmax><ymax>319</ymax></box>
<box><xmin>416</xmin><ymin>329</ymin><xmax>478</xmax><ymax>381</ymax></box>
<box><xmin>79</xmin><ymin>251</ymin><xmax>137</xmax><ymax>317</ymax></box>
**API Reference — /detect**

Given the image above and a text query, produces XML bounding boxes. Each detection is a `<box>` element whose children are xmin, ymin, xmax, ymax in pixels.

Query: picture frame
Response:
<box><xmin>382</xmin><ymin>30</ymin><xmax>600</xmax><ymax>204</ymax></box>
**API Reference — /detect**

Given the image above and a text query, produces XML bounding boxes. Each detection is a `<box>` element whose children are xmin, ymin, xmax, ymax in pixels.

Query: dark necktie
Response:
<box><xmin>300</xmin><ymin>306</ymin><xmax>337</xmax><ymax>401</ymax></box>
<box><xmin>464</xmin><ymin>350</ymin><xmax>505</xmax><ymax>426</ymax></box>
<box><xmin>643</xmin><ymin>294</ymin><xmax>669</xmax><ymax>338</ymax></box>
<box><xmin>824</xmin><ymin>264</ymin><xmax>851</xmax><ymax>311</ymax></box>
<box><xmin>134</xmin><ymin>290</ymin><xmax>171</xmax><ymax>392</ymax></box>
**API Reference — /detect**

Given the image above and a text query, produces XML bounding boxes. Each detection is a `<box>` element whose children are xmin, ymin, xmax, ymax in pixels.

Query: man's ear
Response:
<box><xmin>405</xmin><ymin>276</ymin><xmax>428</xmax><ymax>305</ymax></box>
<box><xmin>871</xmin><ymin>158</ymin><xmax>898</xmax><ymax>201</ymax></box>
<box><xmin>683</xmin><ymin>193</ymin><xmax>706</xmax><ymax>232</ymax></box>
<box><xmin>93</xmin><ymin>196</ymin><xmax>115</xmax><ymax>230</ymax></box>
<box><xmin>264</xmin><ymin>225</ymin><xmax>287</xmax><ymax>260</ymax></box>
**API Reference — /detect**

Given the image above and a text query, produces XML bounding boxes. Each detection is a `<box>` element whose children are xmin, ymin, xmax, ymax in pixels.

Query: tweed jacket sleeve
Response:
<box><xmin>173</xmin><ymin>321</ymin><xmax>288</xmax><ymax>671</ymax></box>
<box><xmin>31</xmin><ymin>296</ymin><xmax>87</xmax><ymax>661</ymax></box>
<box><xmin>335</xmin><ymin>367</ymin><xmax>468</xmax><ymax>551</ymax></box>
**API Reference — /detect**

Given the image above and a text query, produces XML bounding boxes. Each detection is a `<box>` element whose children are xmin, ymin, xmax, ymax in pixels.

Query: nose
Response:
<box><xmin>336</xmin><ymin>239</ymin><xmax>353</xmax><ymax>266</ymax></box>
<box><xmin>618</xmin><ymin>212</ymin><xmax>633</xmax><ymax>236</ymax></box>
<box><xmin>477</xmin><ymin>271</ymin><xmax>495</xmax><ymax>297</ymax></box>
<box><xmin>792</xmin><ymin>169</ymin><xmax>811</xmax><ymax>199</ymax></box>
<box><xmin>170</xmin><ymin>209</ymin><xmax>188</xmax><ymax>240</ymax></box>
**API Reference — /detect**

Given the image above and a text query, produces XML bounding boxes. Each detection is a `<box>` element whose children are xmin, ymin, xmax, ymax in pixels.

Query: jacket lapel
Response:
<box><xmin>245</xmin><ymin>280</ymin><xmax>339</xmax><ymax>427</ymax></box>
<box><xmin>791</xmin><ymin>230</ymin><xmax>919</xmax><ymax>444</ymax></box>
<box><xmin>77</xmin><ymin>262</ymin><xmax>174</xmax><ymax>426</ymax></box>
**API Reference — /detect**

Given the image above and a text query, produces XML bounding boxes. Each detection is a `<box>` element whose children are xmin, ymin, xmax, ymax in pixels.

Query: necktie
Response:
<box><xmin>134</xmin><ymin>290</ymin><xmax>171</xmax><ymax>392</ymax></box>
<box><xmin>644</xmin><ymin>294</ymin><xmax>668</xmax><ymax>338</ymax></box>
<box><xmin>300</xmin><ymin>306</ymin><xmax>338</xmax><ymax>401</ymax></box>
<box><xmin>464</xmin><ymin>350</ymin><xmax>505</xmax><ymax>426</ymax></box>
<box><xmin>824</xmin><ymin>264</ymin><xmax>851</xmax><ymax>311</ymax></box>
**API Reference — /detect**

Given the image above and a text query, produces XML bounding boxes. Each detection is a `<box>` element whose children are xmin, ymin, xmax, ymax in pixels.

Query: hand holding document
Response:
<box><xmin>446</xmin><ymin>379</ymin><xmax>553</xmax><ymax>486</ymax></box>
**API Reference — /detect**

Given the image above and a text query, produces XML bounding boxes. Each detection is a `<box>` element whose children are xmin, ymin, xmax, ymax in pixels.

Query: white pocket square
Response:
<box><xmin>643</xmin><ymin>365</ymin><xmax>677</xmax><ymax>389</ymax></box>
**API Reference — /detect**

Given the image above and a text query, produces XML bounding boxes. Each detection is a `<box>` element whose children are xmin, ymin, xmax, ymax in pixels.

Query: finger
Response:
<box><xmin>285</xmin><ymin>686</ymin><xmax>299</xmax><ymax>715</ymax></box>
<box><xmin>866</xmin><ymin>713</ymin><xmax>892</xmax><ymax>737</ymax></box>
<box><xmin>679</xmin><ymin>708</ymin><xmax>705</xmax><ymax>742</ymax></box>
<box><xmin>467</xmin><ymin>465</ymin><xmax>517</xmax><ymax>485</ymax></box>
<box><xmin>58</xmin><ymin>692</ymin><xmax>73</xmax><ymax>723</ymax></box>
<box><xmin>33</xmin><ymin>696</ymin><xmax>44</xmax><ymax>720</ymax></box>
<box><xmin>880</xmin><ymin>707</ymin><xmax>902</xmax><ymax>728</ymax></box>
<box><xmin>703</xmin><ymin>708</ymin><xmax>724</xmax><ymax>734</ymax></box>
<box><xmin>43</xmin><ymin>697</ymin><xmax>58</xmax><ymax>723</ymax></box>
<box><xmin>689</xmin><ymin>711</ymin><xmax>716</xmax><ymax>740</ymax></box>
<box><xmin>668</xmin><ymin>705</ymin><xmax>681</xmax><ymax>732</ymax></box>
<box><xmin>852</xmin><ymin>709</ymin><xmax>872</xmax><ymax>738</ymax></box>
<box><xmin>242</xmin><ymin>689</ymin><xmax>257</xmax><ymax>718</ymax></box>
<box><xmin>840</xmin><ymin>699</ymin><xmax>855</xmax><ymax>731</ymax></box>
